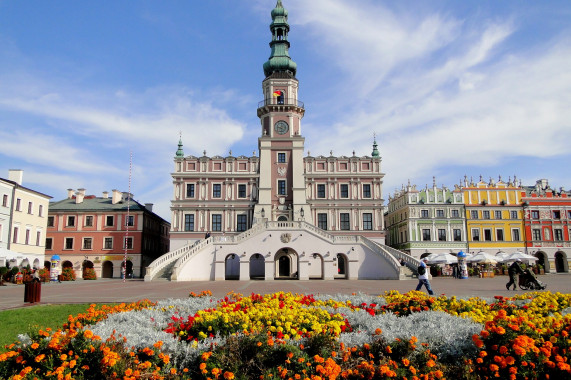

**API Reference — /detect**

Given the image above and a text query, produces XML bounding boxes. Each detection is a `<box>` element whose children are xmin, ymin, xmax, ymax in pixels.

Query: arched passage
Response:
<box><xmin>82</xmin><ymin>260</ymin><xmax>94</xmax><ymax>279</ymax></box>
<box><xmin>308</xmin><ymin>253</ymin><xmax>323</xmax><ymax>279</ymax></box>
<box><xmin>249</xmin><ymin>254</ymin><xmax>265</xmax><ymax>279</ymax></box>
<box><xmin>555</xmin><ymin>251</ymin><xmax>568</xmax><ymax>273</ymax></box>
<box><xmin>274</xmin><ymin>248</ymin><xmax>298</xmax><ymax>279</ymax></box>
<box><xmin>62</xmin><ymin>260</ymin><xmax>73</xmax><ymax>269</ymax></box>
<box><xmin>225</xmin><ymin>254</ymin><xmax>240</xmax><ymax>280</ymax></box>
<box><xmin>102</xmin><ymin>261</ymin><xmax>113</xmax><ymax>278</ymax></box>
<box><xmin>335</xmin><ymin>254</ymin><xmax>348</xmax><ymax>279</ymax></box>
<box><xmin>534</xmin><ymin>251</ymin><xmax>549</xmax><ymax>273</ymax></box>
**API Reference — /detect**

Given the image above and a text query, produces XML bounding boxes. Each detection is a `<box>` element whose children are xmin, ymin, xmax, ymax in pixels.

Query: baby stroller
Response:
<box><xmin>518</xmin><ymin>269</ymin><xmax>547</xmax><ymax>290</ymax></box>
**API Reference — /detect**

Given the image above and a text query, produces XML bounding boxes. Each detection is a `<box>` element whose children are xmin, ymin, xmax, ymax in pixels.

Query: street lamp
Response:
<box><xmin>300</xmin><ymin>207</ymin><xmax>304</xmax><ymax>218</ymax></box>
<box><xmin>261</xmin><ymin>208</ymin><xmax>265</xmax><ymax>218</ymax></box>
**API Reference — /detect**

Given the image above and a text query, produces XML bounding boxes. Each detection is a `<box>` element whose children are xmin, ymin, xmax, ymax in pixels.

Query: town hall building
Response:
<box><xmin>145</xmin><ymin>0</ymin><xmax>416</xmax><ymax>282</ymax></box>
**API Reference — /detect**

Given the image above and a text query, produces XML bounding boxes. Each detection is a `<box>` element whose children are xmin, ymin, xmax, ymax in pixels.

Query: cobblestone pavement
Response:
<box><xmin>1</xmin><ymin>273</ymin><xmax>569</xmax><ymax>311</ymax></box>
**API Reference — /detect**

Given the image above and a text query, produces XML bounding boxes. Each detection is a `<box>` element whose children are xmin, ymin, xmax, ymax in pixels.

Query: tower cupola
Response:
<box><xmin>263</xmin><ymin>0</ymin><xmax>297</xmax><ymax>77</ymax></box>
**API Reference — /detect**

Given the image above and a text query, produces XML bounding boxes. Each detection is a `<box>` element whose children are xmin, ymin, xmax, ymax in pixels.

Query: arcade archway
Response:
<box><xmin>274</xmin><ymin>248</ymin><xmax>298</xmax><ymax>279</ymax></box>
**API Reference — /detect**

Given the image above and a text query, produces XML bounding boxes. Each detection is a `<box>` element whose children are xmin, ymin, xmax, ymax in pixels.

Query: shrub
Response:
<box><xmin>38</xmin><ymin>268</ymin><xmax>51</xmax><ymax>282</ymax></box>
<box><xmin>61</xmin><ymin>267</ymin><xmax>76</xmax><ymax>281</ymax></box>
<box><xmin>83</xmin><ymin>267</ymin><xmax>97</xmax><ymax>280</ymax></box>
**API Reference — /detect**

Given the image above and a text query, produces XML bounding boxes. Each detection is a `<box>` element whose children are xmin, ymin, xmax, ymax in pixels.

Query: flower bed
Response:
<box><xmin>1</xmin><ymin>291</ymin><xmax>570</xmax><ymax>379</ymax></box>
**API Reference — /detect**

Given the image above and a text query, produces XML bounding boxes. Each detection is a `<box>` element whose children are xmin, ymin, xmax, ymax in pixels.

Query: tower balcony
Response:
<box><xmin>257</xmin><ymin>98</ymin><xmax>305</xmax><ymax>117</ymax></box>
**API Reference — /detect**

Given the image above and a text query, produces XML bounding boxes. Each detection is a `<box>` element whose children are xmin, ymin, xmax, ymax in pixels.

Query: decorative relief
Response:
<box><xmin>277</xmin><ymin>166</ymin><xmax>287</xmax><ymax>176</ymax></box>
<box><xmin>280</xmin><ymin>233</ymin><xmax>291</xmax><ymax>243</ymax></box>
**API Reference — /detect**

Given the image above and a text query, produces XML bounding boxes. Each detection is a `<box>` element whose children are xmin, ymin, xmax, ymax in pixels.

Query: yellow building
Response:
<box><xmin>462</xmin><ymin>176</ymin><xmax>525</xmax><ymax>256</ymax></box>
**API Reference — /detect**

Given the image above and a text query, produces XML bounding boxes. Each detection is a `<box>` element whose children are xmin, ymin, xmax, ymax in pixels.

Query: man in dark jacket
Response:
<box><xmin>506</xmin><ymin>259</ymin><xmax>524</xmax><ymax>290</ymax></box>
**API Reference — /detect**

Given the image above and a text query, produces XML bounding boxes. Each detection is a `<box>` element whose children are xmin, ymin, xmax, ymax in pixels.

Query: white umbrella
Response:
<box><xmin>467</xmin><ymin>251</ymin><xmax>498</xmax><ymax>264</ymax></box>
<box><xmin>425</xmin><ymin>253</ymin><xmax>457</xmax><ymax>265</ymax></box>
<box><xmin>501</xmin><ymin>251</ymin><xmax>538</xmax><ymax>263</ymax></box>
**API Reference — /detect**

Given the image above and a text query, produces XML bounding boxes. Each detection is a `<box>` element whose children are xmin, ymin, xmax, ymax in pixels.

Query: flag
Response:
<box><xmin>273</xmin><ymin>90</ymin><xmax>281</xmax><ymax>97</ymax></box>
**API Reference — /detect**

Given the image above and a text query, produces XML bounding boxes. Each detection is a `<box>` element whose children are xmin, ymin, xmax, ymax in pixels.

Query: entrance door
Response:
<box><xmin>250</xmin><ymin>254</ymin><xmax>265</xmax><ymax>279</ymax></box>
<box><xmin>278</xmin><ymin>256</ymin><xmax>290</xmax><ymax>277</ymax></box>
<box><xmin>102</xmin><ymin>261</ymin><xmax>113</xmax><ymax>278</ymax></box>
<box><xmin>225</xmin><ymin>255</ymin><xmax>240</xmax><ymax>280</ymax></box>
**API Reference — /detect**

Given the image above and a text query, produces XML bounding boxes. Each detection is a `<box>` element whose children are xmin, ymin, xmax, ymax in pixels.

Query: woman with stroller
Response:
<box><xmin>506</xmin><ymin>259</ymin><xmax>524</xmax><ymax>290</ymax></box>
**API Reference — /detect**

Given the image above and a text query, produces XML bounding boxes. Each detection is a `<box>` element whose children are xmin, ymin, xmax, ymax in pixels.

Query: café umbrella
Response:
<box><xmin>425</xmin><ymin>253</ymin><xmax>458</xmax><ymax>265</ymax></box>
<box><xmin>468</xmin><ymin>251</ymin><xmax>498</xmax><ymax>264</ymax></box>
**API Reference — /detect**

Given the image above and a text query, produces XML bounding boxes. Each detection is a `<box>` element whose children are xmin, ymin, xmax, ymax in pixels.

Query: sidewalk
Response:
<box><xmin>1</xmin><ymin>273</ymin><xmax>570</xmax><ymax>311</ymax></box>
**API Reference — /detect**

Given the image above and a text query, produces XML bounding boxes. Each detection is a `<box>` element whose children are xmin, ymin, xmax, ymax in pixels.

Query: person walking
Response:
<box><xmin>506</xmin><ymin>259</ymin><xmax>524</xmax><ymax>290</ymax></box>
<box><xmin>415</xmin><ymin>258</ymin><xmax>434</xmax><ymax>295</ymax></box>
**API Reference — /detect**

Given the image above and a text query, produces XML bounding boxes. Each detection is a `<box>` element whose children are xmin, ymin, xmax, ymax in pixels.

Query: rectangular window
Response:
<box><xmin>83</xmin><ymin>238</ymin><xmax>92</xmax><ymax>249</ymax></box>
<box><xmin>85</xmin><ymin>215</ymin><xmax>93</xmax><ymax>227</ymax></box>
<box><xmin>126</xmin><ymin>215</ymin><xmax>134</xmax><ymax>227</ymax></box>
<box><xmin>213</xmin><ymin>184</ymin><xmax>221</xmax><ymax>198</ymax></box>
<box><xmin>12</xmin><ymin>227</ymin><xmax>18</xmax><ymax>243</ymax></box>
<box><xmin>553</xmin><ymin>210</ymin><xmax>561</xmax><ymax>219</ymax></box>
<box><xmin>38</xmin><ymin>205</ymin><xmax>43</xmax><ymax>217</ymax></box>
<box><xmin>422</xmin><ymin>229</ymin><xmax>431</xmax><ymax>241</ymax></box>
<box><xmin>16</xmin><ymin>198</ymin><xmax>21</xmax><ymax>211</ymax></box>
<box><xmin>106</xmin><ymin>215</ymin><xmax>114</xmax><ymax>227</ymax></box>
<box><xmin>363</xmin><ymin>213</ymin><xmax>372</xmax><ymax>230</ymax></box>
<box><xmin>495</xmin><ymin>211</ymin><xmax>502</xmax><ymax>219</ymax></box>
<box><xmin>36</xmin><ymin>231</ymin><xmax>41</xmax><ymax>246</ymax></box>
<box><xmin>27</xmin><ymin>202</ymin><xmax>33</xmax><ymax>214</ymax></box>
<box><xmin>25</xmin><ymin>229</ymin><xmax>30</xmax><ymax>245</ymax></box>
<box><xmin>45</xmin><ymin>237</ymin><xmax>53</xmax><ymax>250</ymax></box>
<box><xmin>453</xmin><ymin>229</ymin><xmax>462</xmax><ymax>241</ymax></box>
<box><xmin>483</xmin><ymin>210</ymin><xmax>490</xmax><ymax>219</ymax></box>
<box><xmin>436</xmin><ymin>210</ymin><xmax>444</xmax><ymax>218</ymax></box>
<box><xmin>317</xmin><ymin>184</ymin><xmax>326</xmax><ymax>198</ymax></box>
<box><xmin>512</xmin><ymin>229</ymin><xmax>520</xmax><ymax>241</ymax></box>
<box><xmin>472</xmin><ymin>229</ymin><xmax>480</xmax><ymax>241</ymax></box>
<box><xmin>421</xmin><ymin>210</ymin><xmax>429</xmax><ymax>218</ymax></box>
<box><xmin>471</xmin><ymin>210</ymin><xmax>478</xmax><ymax>219</ymax></box>
<box><xmin>124</xmin><ymin>237</ymin><xmax>133</xmax><ymax>249</ymax></box>
<box><xmin>484</xmin><ymin>229</ymin><xmax>492</xmax><ymax>241</ymax></box>
<box><xmin>340</xmin><ymin>184</ymin><xmax>349</xmax><ymax>198</ymax></box>
<box><xmin>511</xmin><ymin>211</ymin><xmax>518</xmax><ymax>219</ymax></box>
<box><xmin>47</xmin><ymin>216</ymin><xmax>54</xmax><ymax>227</ymax></box>
<box><xmin>340</xmin><ymin>213</ymin><xmax>350</xmax><ymax>230</ymax></box>
<box><xmin>278</xmin><ymin>152</ymin><xmax>286</xmax><ymax>163</ymax></box>
<box><xmin>2</xmin><ymin>194</ymin><xmax>7</xmax><ymax>207</ymax></box>
<box><xmin>212</xmin><ymin>214</ymin><xmax>222</xmax><ymax>231</ymax></box>
<box><xmin>238</xmin><ymin>184</ymin><xmax>247</xmax><ymax>198</ymax></box>
<box><xmin>554</xmin><ymin>229</ymin><xmax>563</xmax><ymax>241</ymax></box>
<box><xmin>184</xmin><ymin>214</ymin><xmax>194</xmax><ymax>231</ymax></box>
<box><xmin>237</xmin><ymin>215</ymin><xmax>247</xmax><ymax>232</ymax></box>
<box><xmin>318</xmin><ymin>213</ymin><xmax>328</xmax><ymax>230</ymax></box>
<box><xmin>186</xmin><ymin>183</ymin><xmax>195</xmax><ymax>198</ymax></box>
<box><xmin>531</xmin><ymin>210</ymin><xmax>539</xmax><ymax>219</ymax></box>
<box><xmin>532</xmin><ymin>229</ymin><xmax>541</xmax><ymax>241</ymax></box>
<box><xmin>438</xmin><ymin>229</ymin><xmax>446</xmax><ymax>241</ymax></box>
<box><xmin>362</xmin><ymin>184</ymin><xmax>371</xmax><ymax>198</ymax></box>
<box><xmin>104</xmin><ymin>237</ymin><xmax>113</xmax><ymax>249</ymax></box>
<box><xmin>496</xmin><ymin>229</ymin><xmax>504</xmax><ymax>241</ymax></box>
<box><xmin>452</xmin><ymin>209</ymin><xmax>460</xmax><ymax>218</ymax></box>
<box><xmin>65</xmin><ymin>237</ymin><xmax>73</xmax><ymax>249</ymax></box>
<box><xmin>278</xmin><ymin>180</ymin><xmax>286</xmax><ymax>195</ymax></box>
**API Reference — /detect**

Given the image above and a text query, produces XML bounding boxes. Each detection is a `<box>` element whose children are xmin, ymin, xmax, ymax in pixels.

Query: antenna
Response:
<box><xmin>123</xmin><ymin>151</ymin><xmax>132</xmax><ymax>283</ymax></box>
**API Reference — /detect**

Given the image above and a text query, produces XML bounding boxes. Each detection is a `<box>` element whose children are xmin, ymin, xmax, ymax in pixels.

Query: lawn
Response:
<box><xmin>0</xmin><ymin>304</ymin><xmax>94</xmax><ymax>350</ymax></box>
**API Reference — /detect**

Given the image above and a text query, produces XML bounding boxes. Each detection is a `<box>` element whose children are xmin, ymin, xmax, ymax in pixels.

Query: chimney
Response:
<box><xmin>8</xmin><ymin>169</ymin><xmax>23</xmax><ymax>185</ymax></box>
<box><xmin>122</xmin><ymin>192</ymin><xmax>133</xmax><ymax>202</ymax></box>
<box><xmin>102</xmin><ymin>191</ymin><xmax>109</xmax><ymax>199</ymax></box>
<box><xmin>144</xmin><ymin>203</ymin><xmax>154</xmax><ymax>212</ymax></box>
<box><xmin>67</xmin><ymin>188</ymin><xmax>75</xmax><ymax>199</ymax></box>
<box><xmin>75</xmin><ymin>188</ymin><xmax>86</xmax><ymax>204</ymax></box>
<box><xmin>111</xmin><ymin>189</ymin><xmax>122</xmax><ymax>204</ymax></box>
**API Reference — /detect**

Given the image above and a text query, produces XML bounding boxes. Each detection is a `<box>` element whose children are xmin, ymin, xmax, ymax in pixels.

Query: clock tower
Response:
<box><xmin>255</xmin><ymin>0</ymin><xmax>310</xmax><ymax>223</ymax></box>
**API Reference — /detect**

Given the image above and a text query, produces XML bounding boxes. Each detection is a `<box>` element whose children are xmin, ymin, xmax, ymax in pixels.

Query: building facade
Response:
<box><xmin>385</xmin><ymin>179</ymin><xmax>467</xmax><ymax>259</ymax></box>
<box><xmin>148</xmin><ymin>1</ymin><xmax>411</xmax><ymax>282</ymax></box>
<box><xmin>47</xmin><ymin>189</ymin><xmax>170</xmax><ymax>279</ymax></box>
<box><xmin>0</xmin><ymin>170</ymin><xmax>51</xmax><ymax>269</ymax></box>
<box><xmin>522</xmin><ymin>179</ymin><xmax>570</xmax><ymax>273</ymax></box>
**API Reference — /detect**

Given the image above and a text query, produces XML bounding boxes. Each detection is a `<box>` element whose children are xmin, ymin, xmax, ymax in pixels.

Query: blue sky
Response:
<box><xmin>1</xmin><ymin>0</ymin><xmax>570</xmax><ymax>221</ymax></box>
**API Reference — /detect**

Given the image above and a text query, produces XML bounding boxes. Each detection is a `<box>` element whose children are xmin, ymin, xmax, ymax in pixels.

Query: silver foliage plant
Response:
<box><xmin>87</xmin><ymin>293</ymin><xmax>482</xmax><ymax>367</ymax></box>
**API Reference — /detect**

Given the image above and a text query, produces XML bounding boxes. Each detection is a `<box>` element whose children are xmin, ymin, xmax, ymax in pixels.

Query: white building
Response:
<box><xmin>0</xmin><ymin>170</ymin><xmax>51</xmax><ymax>269</ymax></box>
<box><xmin>146</xmin><ymin>0</ymin><xmax>417</xmax><ymax>281</ymax></box>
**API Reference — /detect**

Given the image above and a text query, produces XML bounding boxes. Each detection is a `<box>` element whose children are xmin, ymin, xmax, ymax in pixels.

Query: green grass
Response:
<box><xmin>0</xmin><ymin>304</ymin><xmax>94</xmax><ymax>350</ymax></box>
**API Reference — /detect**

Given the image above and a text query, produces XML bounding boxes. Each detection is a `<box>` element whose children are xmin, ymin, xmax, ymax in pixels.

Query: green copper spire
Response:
<box><xmin>371</xmin><ymin>134</ymin><xmax>380</xmax><ymax>157</ymax></box>
<box><xmin>175</xmin><ymin>136</ymin><xmax>184</xmax><ymax>158</ymax></box>
<box><xmin>263</xmin><ymin>0</ymin><xmax>297</xmax><ymax>77</ymax></box>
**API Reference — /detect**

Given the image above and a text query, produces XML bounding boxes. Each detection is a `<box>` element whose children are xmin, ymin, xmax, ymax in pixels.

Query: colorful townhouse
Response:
<box><xmin>521</xmin><ymin>179</ymin><xmax>570</xmax><ymax>273</ymax></box>
<box><xmin>385</xmin><ymin>179</ymin><xmax>467</xmax><ymax>259</ymax></box>
<box><xmin>46</xmin><ymin>189</ymin><xmax>170</xmax><ymax>279</ymax></box>
<box><xmin>0</xmin><ymin>170</ymin><xmax>51</xmax><ymax>269</ymax></box>
<box><xmin>462</xmin><ymin>176</ymin><xmax>525</xmax><ymax>256</ymax></box>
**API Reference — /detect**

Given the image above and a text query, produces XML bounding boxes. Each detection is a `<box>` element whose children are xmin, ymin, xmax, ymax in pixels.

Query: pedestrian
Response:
<box><xmin>415</xmin><ymin>258</ymin><xmax>434</xmax><ymax>295</ymax></box>
<box><xmin>400</xmin><ymin>258</ymin><xmax>405</xmax><ymax>266</ymax></box>
<box><xmin>32</xmin><ymin>269</ymin><xmax>41</xmax><ymax>283</ymax></box>
<box><xmin>205</xmin><ymin>231</ymin><xmax>211</xmax><ymax>239</ymax></box>
<box><xmin>506</xmin><ymin>259</ymin><xmax>524</xmax><ymax>290</ymax></box>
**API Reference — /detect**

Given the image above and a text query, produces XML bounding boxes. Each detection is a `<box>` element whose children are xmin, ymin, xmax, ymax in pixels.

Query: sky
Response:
<box><xmin>0</xmin><ymin>0</ymin><xmax>570</xmax><ymax>222</ymax></box>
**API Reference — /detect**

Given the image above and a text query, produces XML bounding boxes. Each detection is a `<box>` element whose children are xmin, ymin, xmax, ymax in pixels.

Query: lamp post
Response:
<box><xmin>261</xmin><ymin>208</ymin><xmax>265</xmax><ymax>218</ymax></box>
<box><xmin>300</xmin><ymin>207</ymin><xmax>304</xmax><ymax>221</ymax></box>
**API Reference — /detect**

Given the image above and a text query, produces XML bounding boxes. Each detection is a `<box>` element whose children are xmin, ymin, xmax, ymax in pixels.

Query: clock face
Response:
<box><xmin>274</xmin><ymin>120</ymin><xmax>289</xmax><ymax>135</ymax></box>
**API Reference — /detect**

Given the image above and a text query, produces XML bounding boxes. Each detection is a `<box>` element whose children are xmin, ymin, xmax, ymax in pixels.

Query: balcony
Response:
<box><xmin>257</xmin><ymin>98</ymin><xmax>305</xmax><ymax>117</ymax></box>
